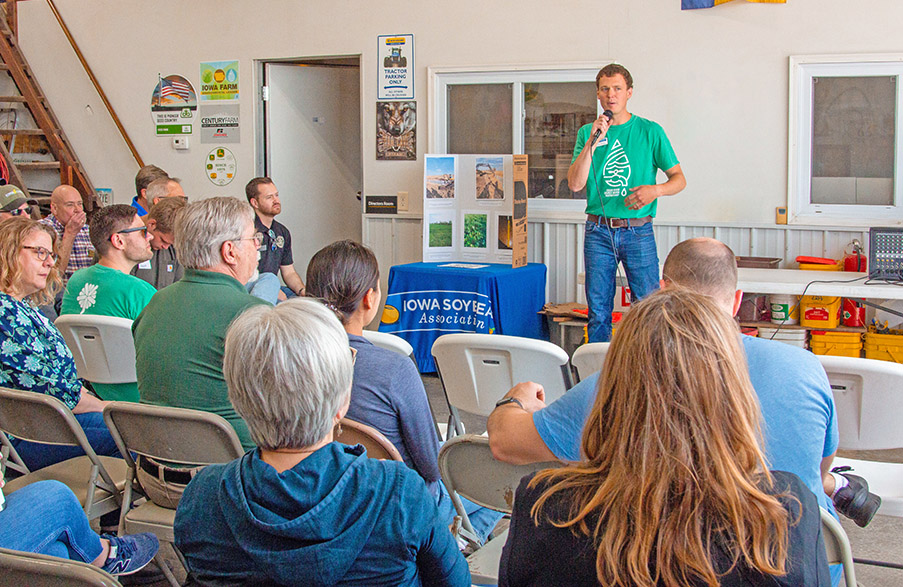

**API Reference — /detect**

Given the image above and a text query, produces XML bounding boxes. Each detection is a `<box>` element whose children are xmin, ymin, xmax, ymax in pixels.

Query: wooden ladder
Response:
<box><xmin>0</xmin><ymin>6</ymin><xmax>95</xmax><ymax>207</ymax></box>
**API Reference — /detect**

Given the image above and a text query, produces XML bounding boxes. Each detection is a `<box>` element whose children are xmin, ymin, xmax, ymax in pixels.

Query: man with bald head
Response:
<box><xmin>145</xmin><ymin>177</ymin><xmax>185</xmax><ymax>208</ymax></box>
<box><xmin>39</xmin><ymin>184</ymin><xmax>94</xmax><ymax>280</ymax></box>
<box><xmin>488</xmin><ymin>237</ymin><xmax>878</xmax><ymax>540</ymax></box>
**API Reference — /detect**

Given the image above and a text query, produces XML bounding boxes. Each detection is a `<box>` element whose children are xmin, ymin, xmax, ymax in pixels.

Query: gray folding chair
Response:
<box><xmin>570</xmin><ymin>342</ymin><xmax>610</xmax><ymax>383</ymax></box>
<box><xmin>334</xmin><ymin>418</ymin><xmax>403</xmax><ymax>462</ymax></box>
<box><xmin>438</xmin><ymin>434</ymin><xmax>561</xmax><ymax>585</ymax></box>
<box><xmin>54</xmin><ymin>315</ymin><xmax>137</xmax><ymax>385</ymax></box>
<box><xmin>432</xmin><ymin>333</ymin><xmax>572</xmax><ymax>437</ymax></box>
<box><xmin>820</xmin><ymin>507</ymin><xmax>858</xmax><ymax>587</ymax></box>
<box><xmin>0</xmin><ymin>547</ymin><xmax>122</xmax><ymax>587</ymax></box>
<box><xmin>103</xmin><ymin>402</ymin><xmax>245</xmax><ymax>587</ymax></box>
<box><xmin>0</xmin><ymin>387</ymin><xmax>126</xmax><ymax>521</ymax></box>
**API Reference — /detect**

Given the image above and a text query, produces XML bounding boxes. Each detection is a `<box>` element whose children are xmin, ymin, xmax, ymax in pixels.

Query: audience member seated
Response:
<box><xmin>0</xmin><ymin>479</ymin><xmax>158</xmax><ymax>577</ymax></box>
<box><xmin>60</xmin><ymin>205</ymin><xmax>156</xmax><ymax>402</ymax></box>
<box><xmin>0</xmin><ymin>185</ymin><xmax>31</xmax><ymax>221</ymax></box>
<box><xmin>0</xmin><ymin>217</ymin><xmax>120</xmax><ymax>470</ymax></box>
<box><xmin>144</xmin><ymin>176</ymin><xmax>185</xmax><ymax>207</ymax></box>
<box><xmin>131</xmin><ymin>196</ymin><xmax>187</xmax><ymax>290</ymax></box>
<box><xmin>133</xmin><ymin>196</ymin><xmax>267</xmax><ymax>453</ymax></box>
<box><xmin>174</xmin><ymin>298</ymin><xmax>470</xmax><ymax>586</ymax></box>
<box><xmin>499</xmin><ymin>288</ymin><xmax>831</xmax><ymax>586</ymax></box>
<box><xmin>39</xmin><ymin>185</ymin><xmax>93</xmax><ymax>282</ymax></box>
<box><xmin>306</xmin><ymin>240</ymin><xmax>503</xmax><ymax>542</ymax></box>
<box><xmin>488</xmin><ymin>237</ymin><xmax>878</xmax><ymax>534</ymax></box>
<box><xmin>131</xmin><ymin>164</ymin><xmax>169</xmax><ymax>217</ymax></box>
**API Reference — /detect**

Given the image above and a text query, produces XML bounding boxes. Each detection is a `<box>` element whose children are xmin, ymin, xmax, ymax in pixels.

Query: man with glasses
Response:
<box><xmin>245</xmin><ymin>177</ymin><xmax>305</xmax><ymax>304</ymax></box>
<box><xmin>60</xmin><ymin>205</ymin><xmax>156</xmax><ymax>402</ymax></box>
<box><xmin>39</xmin><ymin>184</ymin><xmax>94</xmax><ymax>281</ymax></box>
<box><xmin>132</xmin><ymin>191</ymin><xmax>187</xmax><ymax>290</ymax></box>
<box><xmin>0</xmin><ymin>184</ymin><xmax>31</xmax><ymax>221</ymax></box>
<box><xmin>133</xmin><ymin>197</ymin><xmax>268</xmax><ymax>454</ymax></box>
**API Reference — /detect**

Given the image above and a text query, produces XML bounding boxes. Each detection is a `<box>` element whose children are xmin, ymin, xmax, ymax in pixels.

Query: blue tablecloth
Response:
<box><xmin>379</xmin><ymin>262</ymin><xmax>547</xmax><ymax>372</ymax></box>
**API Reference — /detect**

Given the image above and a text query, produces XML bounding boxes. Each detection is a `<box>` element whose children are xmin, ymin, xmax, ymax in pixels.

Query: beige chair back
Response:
<box><xmin>820</xmin><ymin>507</ymin><xmax>858</xmax><ymax>586</ymax></box>
<box><xmin>570</xmin><ymin>342</ymin><xmax>610</xmax><ymax>383</ymax></box>
<box><xmin>335</xmin><ymin>418</ymin><xmax>403</xmax><ymax>462</ymax></box>
<box><xmin>0</xmin><ymin>548</ymin><xmax>122</xmax><ymax>587</ymax></box>
<box><xmin>55</xmin><ymin>315</ymin><xmax>137</xmax><ymax>385</ymax></box>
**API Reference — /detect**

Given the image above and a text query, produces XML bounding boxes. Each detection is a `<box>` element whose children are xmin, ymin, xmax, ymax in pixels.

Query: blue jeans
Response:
<box><xmin>10</xmin><ymin>411</ymin><xmax>122</xmax><ymax>472</ymax></box>
<box><xmin>245</xmin><ymin>272</ymin><xmax>281</xmax><ymax>305</ymax></box>
<box><xmin>584</xmin><ymin>220</ymin><xmax>660</xmax><ymax>342</ymax></box>
<box><xmin>435</xmin><ymin>481</ymin><xmax>504</xmax><ymax>543</ymax></box>
<box><xmin>0</xmin><ymin>480</ymin><xmax>103</xmax><ymax>563</ymax></box>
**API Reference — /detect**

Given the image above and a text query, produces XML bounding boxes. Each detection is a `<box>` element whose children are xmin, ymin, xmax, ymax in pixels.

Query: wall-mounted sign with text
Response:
<box><xmin>205</xmin><ymin>147</ymin><xmax>236</xmax><ymax>186</ymax></box>
<box><xmin>151</xmin><ymin>74</ymin><xmax>196</xmax><ymax>135</ymax></box>
<box><xmin>377</xmin><ymin>34</ymin><xmax>414</xmax><ymax>100</ymax></box>
<box><xmin>200</xmin><ymin>60</ymin><xmax>239</xmax><ymax>101</ymax></box>
<box><xmin>200</xmin><ymin>104</ymin><xmax>240</xmax><ymax>144</ymax></box>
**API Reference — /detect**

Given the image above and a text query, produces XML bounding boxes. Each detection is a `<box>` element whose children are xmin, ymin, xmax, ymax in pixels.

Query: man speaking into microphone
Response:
<box><xmin>568</xmin><ymin>63</ymin><xmax>686</xmax><ymax>342</ymax></box>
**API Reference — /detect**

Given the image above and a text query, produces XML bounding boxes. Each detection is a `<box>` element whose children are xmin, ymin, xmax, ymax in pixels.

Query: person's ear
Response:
<box><xmin>362</xmin><ymin>287</ymin><xmax>378</xmax><ymax>310</ymax></box>
<box><xmin>731</xmin><ymin>289</ymin><xmax>744</xmax><ymax>317</ymax></box>
<box><xmin>221</xmin><ymin>240</ymin><xmax>239</xmax><ymax>266</ymax></box>
<box><xmin>145</xmin><ymin>218</ymin><xmax>157</xmax><ymax>232</ymax></box>
<box><xmin>249</xmin><ymin>197</ymin><xmax>260</xmax><ymax>211</ymax></box>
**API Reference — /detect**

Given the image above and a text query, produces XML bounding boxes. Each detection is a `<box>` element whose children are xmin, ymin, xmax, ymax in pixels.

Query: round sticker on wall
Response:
<box><xmin>206</xmin><ymin>147</ymin><xmax>236</xmax><ymax>186</ymax></box>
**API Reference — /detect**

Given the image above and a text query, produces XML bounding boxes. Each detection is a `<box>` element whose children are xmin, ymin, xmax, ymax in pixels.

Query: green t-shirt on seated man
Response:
<box><xmin>572</xmin><ymin>114</ymin><xmax>679</xmax><ymax>219</ymax></box>
<box><xmin>132</xmin><ymin>268</ymin><xmax>268</xmax><ymax>451</ymax></box>
<box><xmin>61</xmin><ymin>264</ymin><xmax>157</xmax><ymax>402</ymax></box>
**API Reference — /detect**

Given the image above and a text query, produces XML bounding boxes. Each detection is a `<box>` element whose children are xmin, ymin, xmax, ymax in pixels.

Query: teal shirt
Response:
<box><xmin>133</xmin><ymin>268</ymin><xmax>268</xmax><ymax>450</ymax></box>
<box><xmin>572</xmin><ymin>114</ymin><xmax>679</xmax><ymax>219</ymax></box>
<box><xmin>61</xmin><ymin>264</ymin><xmax>157</xmax><ymax>402</ymax></box>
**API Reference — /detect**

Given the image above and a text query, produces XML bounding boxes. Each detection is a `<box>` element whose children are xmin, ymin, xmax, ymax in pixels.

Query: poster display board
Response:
<box><xmin>421</xmin><ymin>154</ymin><xmax>528</xmax><ymax>267</ymax></box>
<box><xmin>151</xmin><ymin>74</ymin><xmax>196</xmax><ymax>135</ymax></box>
<box><xmin>199</xmin><ymin>60</ymin><xmax>240</xmax><ymax>101</ymax></box>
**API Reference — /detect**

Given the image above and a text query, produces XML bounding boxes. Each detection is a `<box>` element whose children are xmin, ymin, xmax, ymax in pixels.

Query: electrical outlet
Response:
<box><xmin>397</xmin><ymin>191</ymin><xmax>409</xmax><ymax>211</ymax></box>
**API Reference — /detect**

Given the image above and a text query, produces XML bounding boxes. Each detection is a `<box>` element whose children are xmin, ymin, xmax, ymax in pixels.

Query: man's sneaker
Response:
<box><xmin>100</xmin><ymin>533</ymin><xmax>160</xmax><ymax>576</ymax></box>
<box><xmin>831</xmin><ymin>466</ymin><xmax>881</xmax><ymax>528</ymax></box>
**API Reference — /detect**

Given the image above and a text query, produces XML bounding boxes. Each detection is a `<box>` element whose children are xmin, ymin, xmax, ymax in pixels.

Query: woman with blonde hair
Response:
<box><xmin>0</xmin><ymin>217</ymin><xmax>120</xmax><ymax>471</ymax></box>
<box><xmin>499</xmin><ymin>288</ymin><xmax>830</xmax><ymax>586</ymax></box>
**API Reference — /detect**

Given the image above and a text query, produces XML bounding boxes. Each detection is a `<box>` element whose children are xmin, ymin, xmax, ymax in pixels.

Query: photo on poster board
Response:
<box><xmin>475</xmin><ymin>157</ymin><xmax>504</xmax><ymax>200</ymax></box>
<box><xmin>376</xmin><ymin>101</ymin><xmax>416</xmax><ymax>160</ymax></box>
<box><xmin>427</xmin><ymin>212</ymin><xmax>455</xmax><ymax>249</ymax></box>
<box><xmin>151</xmin><ymin>74</ymin><xmax>196</xmax><ymax>135</ymax></box>
<box><xmin>497</xmin><ymin>214</ymin><xmax>513</xmax><ymax>250</ymax></box>
<box><xmin>200</xmin><ymin>60</ymin><xmax>239</xmax><ymax>101</ymax></box>
<box><xmin>463</xmin><ymin>212</ymin><xmax>488</xmax><ymax>249</ymax></box>
<box><xmin>424</xmin><ymin>155</ymin><xmax>455</xmax><ymax>201</ymax></box>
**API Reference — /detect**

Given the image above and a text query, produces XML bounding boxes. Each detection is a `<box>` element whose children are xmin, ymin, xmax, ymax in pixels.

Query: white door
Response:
<box><xmin>264</xmin><ymin>61</ymin><xmax>362</xmax><ymax>275</ymax></box>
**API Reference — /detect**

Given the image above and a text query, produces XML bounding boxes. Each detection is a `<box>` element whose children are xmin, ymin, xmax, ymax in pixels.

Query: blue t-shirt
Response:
<box><xmin>534</xmin><ymin>335</ymin><xmax>838</xmax><ymax>514</ymax></box>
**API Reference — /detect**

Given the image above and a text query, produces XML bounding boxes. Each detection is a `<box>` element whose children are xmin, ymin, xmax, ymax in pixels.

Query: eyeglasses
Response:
<box><xmin>22</xmin><ymin>245</ymin><xmax>58</xmax><ymax>263</ymax></box>
<box><xmin>234</xmin><ymin>234</ymin><xmax>264</xmax><ymax>250</ymax></box>
<box><xmin>117</xmin><ymin>226</ymin><xmax>148</xmax><ymax>236</ymax></box>
<box><xmin>8</xmin><ymin>206</ymin><xmax>31</xmax><ymax>217</ymax></box>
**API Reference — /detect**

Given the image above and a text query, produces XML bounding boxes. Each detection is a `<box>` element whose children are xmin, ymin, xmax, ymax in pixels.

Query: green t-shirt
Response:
<box><xmin>60</xmin><ymin>264</ymin><xmax>157</xmax><ymax>402</ymax></box>
<box><xmin>572</xmin><ymin>114</ymin><xmax>679</xmax><ymax>219</ymax></box>
<box><xmin>132</xmin><ymin>269</ymin><xmax>268</xmax><ymax>451</ymax></box>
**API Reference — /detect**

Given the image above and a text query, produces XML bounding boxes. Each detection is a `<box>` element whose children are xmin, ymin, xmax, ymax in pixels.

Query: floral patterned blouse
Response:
<box><xmin>0</xmin><ymin>293</ymin><xmax>81</xmax><ymax>409</ymax></box>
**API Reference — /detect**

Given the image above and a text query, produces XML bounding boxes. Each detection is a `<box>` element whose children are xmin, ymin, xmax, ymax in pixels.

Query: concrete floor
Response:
<box><xmin>143</xmin><ymin>372</ymin><xmax>902</xmax><ymax>586</ymax></box>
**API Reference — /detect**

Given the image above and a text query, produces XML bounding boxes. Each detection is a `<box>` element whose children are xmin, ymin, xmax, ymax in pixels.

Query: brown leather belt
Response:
<box><xmin>138</xmin><ymin>456</ymin><xmax>194</xmax><ymax>485</ymax></box>
<box><xmin>586</xmin><ymin>214</ymin><xmax>653</xmax><ymax>228</ymax></box>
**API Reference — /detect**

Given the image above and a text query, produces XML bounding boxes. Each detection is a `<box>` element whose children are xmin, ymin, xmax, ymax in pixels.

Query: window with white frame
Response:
<box><xmin>789</xmin><ymin>55</ymin><xmax>903</xmax><ymax>224</ymax></box>
<box><xmin>431</xmin><ymin>65</ymin><xmax>601</xmax><ymax>210</ymax></box>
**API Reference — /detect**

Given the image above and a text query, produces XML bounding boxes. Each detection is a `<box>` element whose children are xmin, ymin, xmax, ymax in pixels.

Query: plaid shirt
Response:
<box><xmin>39</xmin><ymin>214</ymin><xmax>94</xmax><ymax>280</ymax></box>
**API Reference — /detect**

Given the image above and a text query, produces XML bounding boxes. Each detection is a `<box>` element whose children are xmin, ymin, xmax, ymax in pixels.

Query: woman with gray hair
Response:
<box><xmin>173</xmin><ymin>298</ymin><xmax>470</xmax><ymax>586</ymax></box>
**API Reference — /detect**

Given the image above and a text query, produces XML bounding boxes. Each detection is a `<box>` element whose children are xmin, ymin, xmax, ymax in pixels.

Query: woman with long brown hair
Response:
<box><xmin>499</xmin><ymin>288</ymin><xmax>830</xmax><ymax>586</ymax></box>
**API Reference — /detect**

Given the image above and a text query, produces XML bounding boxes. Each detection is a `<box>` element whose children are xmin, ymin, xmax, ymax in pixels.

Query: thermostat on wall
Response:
<box><xmin>172</xmin><ymin>137</ymin><xmax>189</xmax><ymax>150</ymax></box>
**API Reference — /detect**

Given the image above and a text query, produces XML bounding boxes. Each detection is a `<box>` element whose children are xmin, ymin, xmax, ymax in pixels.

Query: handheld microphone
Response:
<box><xmin>590</xmin><ymin>110</ymin><xmax>614</xmax><ymax>145</ymax></box>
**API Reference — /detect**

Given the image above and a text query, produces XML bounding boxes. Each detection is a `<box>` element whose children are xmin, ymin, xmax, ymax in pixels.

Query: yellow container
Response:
<box><xmin>799</xmin><ymin>295</ymin><xmax>841</xmax><ymax>329</ymax></box>
<box><xmin>864</xmin><ymin>329</ymin><xmax>903</xmax><ymax>364</ymax></box>
<box><xmin>799</xmin><ymin>261</ymin><xmax>843</xmax><ymax>271</ymax></box>
<box><xmin>809</xmin><ymin>331</ymin><xmax>862</xmax><ymax>357</ymax></box>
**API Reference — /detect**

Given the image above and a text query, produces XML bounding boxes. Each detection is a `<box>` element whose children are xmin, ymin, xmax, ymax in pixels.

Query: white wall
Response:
<box><xmin>17</xmin><ymin>0</ymin><xmax>903</xmax><ymax>223</ymax></box>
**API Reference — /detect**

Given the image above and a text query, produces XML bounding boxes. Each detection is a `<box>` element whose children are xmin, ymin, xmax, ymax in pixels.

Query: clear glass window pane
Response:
<box><xmin>524</xmin><ymin>82</ymin><xmax>597</xmax><ymax>199</ymax></box>
<box><xmin>447</xmin><ymin>84</ymin><xmax>513</xmax><ymax>154</ymax></box>
<box><xmin>811</xmin><ymin>76</ymin><xmax>895</xmax><ymax>206</ymax></box>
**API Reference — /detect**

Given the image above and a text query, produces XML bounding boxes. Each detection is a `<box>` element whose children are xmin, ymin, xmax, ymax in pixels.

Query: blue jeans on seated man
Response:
<box><xmin>0</xmin><ymin>480</ymin><xmax>104</xmax><ymax>563</ymax></box>
<box><xmin>9</xmin><ymin>411</ymin><xmax>122</xmax><ymax>472</ymax></box>
<box><xmin>435</xmin><ymin>481</ymin><xmax>504</xmax><ymax>543</ymax></box>
<box><xmin>245</xmin><ymin>272</ymin><xmax>281</xmax><ymax>305</ymax></box>
<box><xmin>584</xmin><ymin>220</ymin><xmax>660</xmax><ymax>343</ymax></box>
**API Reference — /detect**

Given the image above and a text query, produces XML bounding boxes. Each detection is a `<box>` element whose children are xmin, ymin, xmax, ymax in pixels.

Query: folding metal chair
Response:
<box><xmin>0</xmin><ymin>387</ymin><xmax>126</xmax><ymax>521</ymax></box>
<box><xmin>335</xmin><ymin>418</ymin><xmax>403</xmax><ymax>462</ymax></box>
<box><xmin>820</xmin><ymin>507</ymin><xmax>859</xmax><ymax>587</ymax></box>
<box><xmin>0</xmin><ymin>547</ymin><xmax>122</xmax><ymax>587</ymax></box>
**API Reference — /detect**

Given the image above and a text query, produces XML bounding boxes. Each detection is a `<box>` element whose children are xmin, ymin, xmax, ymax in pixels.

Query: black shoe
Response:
<box><xmin>831</xmin><ymin>466</ymin><xmax>881</xmax><ymax>527</ymax></box>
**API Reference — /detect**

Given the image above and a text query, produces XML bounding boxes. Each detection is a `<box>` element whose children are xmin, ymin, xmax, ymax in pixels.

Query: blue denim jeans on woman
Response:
<box><xmin>9</xmin><ymin>411</ymin><xmax>122</xmax><ymax>472</ymax></box>
<box><xmin>584</xmin><ymin>220</ymin><xmax>660</xmax><ymax>342</ymax></box>
<box><xmin>0</xmin><ymin>480</ymin><xmax>104</xmax><ymax>563</ymax></box>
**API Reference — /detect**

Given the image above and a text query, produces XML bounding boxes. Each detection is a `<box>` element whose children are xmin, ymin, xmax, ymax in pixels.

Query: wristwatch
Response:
<box><xmin>494</xmin><ymin>396</ymin><xmax>525</xmax><ymax>410</ymax></box>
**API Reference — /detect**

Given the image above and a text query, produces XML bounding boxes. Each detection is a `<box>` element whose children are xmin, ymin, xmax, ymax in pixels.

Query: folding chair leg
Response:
<box><xmin>155</xmin><ymin>550</ymin><xmax>181</xmax><ymax>587</ymax></box>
